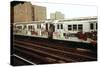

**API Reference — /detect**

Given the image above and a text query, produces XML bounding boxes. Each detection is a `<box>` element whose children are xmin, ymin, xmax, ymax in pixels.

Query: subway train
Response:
<box><xmin>13</xmin><ymin>16</ymin><xmax>97</xmax><ymax>45</ymax></box>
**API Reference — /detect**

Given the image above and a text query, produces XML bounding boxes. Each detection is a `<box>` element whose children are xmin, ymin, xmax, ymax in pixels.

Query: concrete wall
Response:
<box><xmin>14</xmin><ymin>2</ymin><xmax>33</xmax><ymax>22</ymax></box>
<box><xmin>14</xmin><ymin>2</ymin><xmax>46</xmax><ymax>23</ymax></box>
<box><xmin>50</xmin><ymin>11</ymin><xmax>64</xmax><ymax>20</ymax></box>
<box><xmin>33</xmin><ymin>5</ymin><xmax>47</xmax><ymax>21</ymax></box>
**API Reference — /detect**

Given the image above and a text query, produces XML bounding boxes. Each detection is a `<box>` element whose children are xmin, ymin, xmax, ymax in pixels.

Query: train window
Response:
<box><xmin>73</xmin><ymin>25</ymin><xmax>77</xmax><ymax>31</ymax></box>
<box><xmin>61</xmin><ymin>24</ymin><xmax>63</xmax><ymax>29</ymax></box>
<box><xmin>90</xmin><ymin>23</ymin><xmax>94</xmax><ymax>30</ymax></box>
<box><xmin>96</xmin><ymin>23</ymin><xmax>97</xmax><ymax>30</ymax></box>
<box><xmin>57</xmin><ymin>24</ymin><xmax>63</xmax><ymax>29</ymax></box>
<box><xmin>68</xmin><ymin>25</ymin><xmax>72</xmax><ymax>30</ymax></box>
<box><xmin>17</xmin><ymin>26</ymin><xmax>22</xmax><ymax>29</ymax></box>
<box><xmin>57</xmin><ymin>24</ymin><xmax>60</xmax><ymax>29</ymax></box>
<box><xmin>28</xmin><ymin>25</ymin><xmax>32</xmax><ymax>30</ymax></box>
<box><xmin>39</xmin><ymin>25</ymin><xmax>41</xmax><ymax>29</ymax></box>
<box><xmin>32</xmin><ymin>25</ymin><xmax>35</xmax><ymax>30</ymax></box>
<box><xmin>30</xmin><ymin>26</ymin><xmax>32</xmax><ymax>29</ymax></box>
<box><xmin>28</xmin><ymin>26</ymin><xmax>30</xmax><ymax>30</ymax></box>
<box><xmin>37</xmin><ymin>24</ymin><xmax>41</xmax><ymax>29</ymax></box>
<box><xmin>78</xmin><ymin>24</ymin><xmax>83</xmax><ymax>31</ymax></box>
<box><xmin>23</xmin><ymin>25</ymin><xmax>26</xmax><ymax>30</ymax></box>
<box><xmin>46</xmin><ymin>23</ymin><xmax>48</xmax><ymax>30</ymax></box>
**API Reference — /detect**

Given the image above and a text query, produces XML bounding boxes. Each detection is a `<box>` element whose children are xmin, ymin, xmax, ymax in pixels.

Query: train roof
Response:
<box><xmin>13</xmin><ymin>21</ymin><xmax>46</xmax><ymax>25</ymax></box>
<box><xmin>57</xmin><ymin>16</ymin><xmax>97</xmax><ymax>22</ymax></box>
<box><xmin>13</xmin><ymin>16</ymin><xmax>97</xmax><ymax>25</ymax></box>
<box><xmin>13</xmin><ymin>20</ymin><xmax>55</xmax><ymax>25</ymax></box>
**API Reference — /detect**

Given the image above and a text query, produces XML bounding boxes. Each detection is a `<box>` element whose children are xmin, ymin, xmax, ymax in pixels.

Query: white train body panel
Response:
<box><xmin>13</xmin><ymin>16</ymin><xmax>97</xmax><ymax>44</ymax></box>
<box><xmin>52</xmin><ymin>19</ymin><xmax>97</xmax><ymax>43</ymax></box>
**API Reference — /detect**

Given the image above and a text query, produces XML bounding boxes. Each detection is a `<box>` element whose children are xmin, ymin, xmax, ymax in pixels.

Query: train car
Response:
<box><xmin>13</xmin><ymin>20</ymin><xmax>50</xmax><ymax>38</ymax></box>
<box><xmin>52</xmin><ymin>17</ymin><xmax>97</xmax><ymax>44</ymax></box>
<box><xmin>13</xmin><ymin>16</ymin><xmax>97</xmax><ymax>45</ymax></box>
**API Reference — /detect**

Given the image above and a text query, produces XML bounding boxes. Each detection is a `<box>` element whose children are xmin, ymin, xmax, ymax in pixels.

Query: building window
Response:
<box><xmin>78</xmin><ymin>24</ymin><xmax>83</xmax><ymax>31</ymax></box>
<box><xmin>90</xmin><ymin>23</ymin><xmax>94</xmax><ymax>30</ymax></box>
<box><xmin>68</xmin><ymin>25</ymin><xmax>72</xmax><ymax>30</ymax></box>
<box><xmin>73</xmin><ymin>25</ymin><xmax>77</xmax><ymax>31</ymax></box>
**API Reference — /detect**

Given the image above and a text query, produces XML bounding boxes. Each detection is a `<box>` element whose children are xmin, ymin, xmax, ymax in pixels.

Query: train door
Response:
<box><xmin>46</xmin><ymin>23</ymin><xmax>48</xmax><ymax>31</ymax></box>
<box><xmin>47</xmin><ymin>23</ymin><xmax>55</xmax><ymax>39</ymax></box>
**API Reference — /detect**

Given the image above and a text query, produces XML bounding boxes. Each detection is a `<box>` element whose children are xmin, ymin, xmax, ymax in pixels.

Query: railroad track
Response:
<box><xmin>13</xmin><ymin>40</ymin><xmax>97</xmax><ymax>64</ymax></box>
<box><xmin>14</xmin><ymin>46</ymin><xmax>63</xmax><ymax>64</ymax></box>
<box><xmin>14</xmin><ymin>39</ymin><xmax>97</xmax><ymax>58</ymax></box>
<box><xmin>14</xmin><ymin>43</ymin><xmax>76</xmax><ymax>63</ymax></box>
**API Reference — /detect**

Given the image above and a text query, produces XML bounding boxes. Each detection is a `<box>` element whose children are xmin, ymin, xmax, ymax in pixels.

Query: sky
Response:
<box><xmin>31</xmin><ymin>2</ymin><xmax>97</xmax><ymax>19</ymax></box>
<box><xmin>24</xmin><ymin>0</ymin><xmax>97</xmax><ymax>19</ymax></box>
